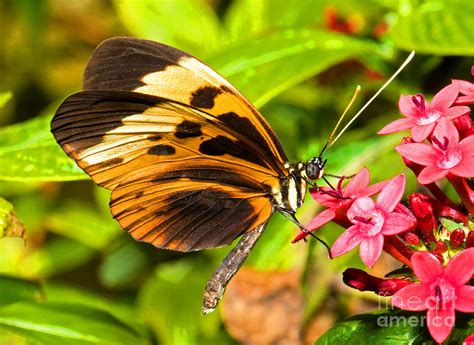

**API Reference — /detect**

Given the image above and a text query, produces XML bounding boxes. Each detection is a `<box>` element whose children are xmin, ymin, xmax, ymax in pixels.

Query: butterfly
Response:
<box><xmin>51</xmin><ymin>36</ymin><xmax>413</xmax><ymax>313</ymax></box>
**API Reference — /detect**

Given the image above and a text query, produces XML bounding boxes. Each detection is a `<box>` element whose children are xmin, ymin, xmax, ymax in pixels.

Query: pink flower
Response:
<box><xmin>330</xmin><ymin>174</ymin><xmax>413</xmax><ymax>267</ymax></box>
<box><xmin>378</xmin><ymin>84</ymin><xmax>470</xmax><ymax>142</ymax></box>
<box><xmin>396</xmin><ymin>118</ymin><xmax>474</xmax><ymax>184</ymax></box>
<box><xmin>292</xmin><ymin>168</ymin><xmax>385</xmax><ymax>243</ymax></box>
<box><xmin>392</xmin><ymin>248</ymin><xmax>474</xmax><ymax>344</ymax></box>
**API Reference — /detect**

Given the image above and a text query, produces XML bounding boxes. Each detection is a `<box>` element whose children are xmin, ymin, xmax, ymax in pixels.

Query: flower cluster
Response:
<box><xmin>296</xmin><ymin>69</ymin><xmax>474</xmax><ymax>343</ymax></box>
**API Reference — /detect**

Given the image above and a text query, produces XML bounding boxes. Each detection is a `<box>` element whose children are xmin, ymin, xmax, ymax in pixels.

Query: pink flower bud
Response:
<box><xmin>450</xmin><ymin>228</ymin><xmax>465</xmax><ymax>249</ymax></box>
<box><xmin>432</xmin><ymin>250</ymin><xmax>444</xmax><ymax>264</ymax></box>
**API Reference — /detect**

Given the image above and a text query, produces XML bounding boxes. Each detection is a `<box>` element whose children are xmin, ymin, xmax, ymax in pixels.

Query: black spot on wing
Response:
<box><xmin>148</xmin><ymin>144</ymin><xmax>176</xmax><ymax>156</ymax></box>
<box><xmin>83</xmin><ymin>37</ymin><xmax>191</xmax><ymax>91</ymax></box>
<box><xmin>217</xmin><ymin>112</ymin><xmax>269</xmax><ymax>152</ymax></box>
<box><xmin>199</xmin><ymin>135</ymin><xmax>267</xmax><ymax>167</ymax></box>
<box><xmin>174</xmin><ymin>120</ymin><xmax>202</xmax><ymax>139</ymax></box>
<box><xmin>190</xmin><ymin>86</ymin><xmax>222</xmax><ymax>109</ymax></box>
<box><xmin>149</xmin><ymin>135</ymin><xmax>162</xmax><ymax>141</ymax></box>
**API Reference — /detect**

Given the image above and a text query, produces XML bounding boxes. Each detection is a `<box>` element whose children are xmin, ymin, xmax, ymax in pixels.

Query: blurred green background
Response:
<box><xmin>0</xmin><ymin>0</ymin><xmax>472</xmax><ymax>344</ymax></box>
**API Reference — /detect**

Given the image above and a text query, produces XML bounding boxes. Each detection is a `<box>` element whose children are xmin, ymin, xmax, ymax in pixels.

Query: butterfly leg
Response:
<box><xmin>202</xmin><ymin>222</ymin><xmax>267</xmax><ymax>315</ymax></box>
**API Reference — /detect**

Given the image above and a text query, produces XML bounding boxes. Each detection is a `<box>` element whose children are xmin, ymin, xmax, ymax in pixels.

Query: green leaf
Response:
<box><xmin>0</xmin><ymin>116</ymin><xmax>87</xmax><ymax>181</ymax></box>
<box><xmin>0</xmin><ymin>92</ymin><xmax>12</xmax><ymax>109</ymax></box>
<box><xmin>138</xmin><ymin>259</ymin><xmax>226</xmax><ymax>345</ymax></box>
<box><xmin>0</xmin><ymin>198</ymin><xmax>25</xmax><ymax>240</ymax></box>
<box><xmin>113</xmin><ymin>0</ymin><xmax>224</xmax><ymax>55</ymax></box>
<box><xmin>316</xmin><ymin>310</ymin><xmax>474</xmax><ymax>344</ymax></box>
<box><xmin>0</xmin><ymin>302</ymin><xmax>150</xmax><ymax>345</ymax></box>
<box><xmin>21</xmin><ymin>237</ymin><xmax>96</xmax><ymax>277</ymax></box>
<box><xmin>44</xmin><ymin>201</ymin><xmax>119</xmax><ymax>250</ymax></box>
<box><xmin>43</xmin><ymin>282</ymin><xmax>148</xmax><ymax>337</ymax></box>
<box><xmin>0</xmin><ymin>276</ymin><xmax>42</xmax><ymax>306</ymax></box>
<box><xmin>391</xmin><ymin>2</ymin><xmax>474</xmax><ymax>55</ymax></box>
<box><xmin>206</xmin><ymin>28</ymin><xmax>381</xmax><ymax>108</ymax></box>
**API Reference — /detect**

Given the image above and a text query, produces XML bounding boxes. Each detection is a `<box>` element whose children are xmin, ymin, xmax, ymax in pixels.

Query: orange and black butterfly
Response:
<box><xmin>52</xmin><ymin>37</ymin><xmax>386</xmax><ymax>313</ymax></box>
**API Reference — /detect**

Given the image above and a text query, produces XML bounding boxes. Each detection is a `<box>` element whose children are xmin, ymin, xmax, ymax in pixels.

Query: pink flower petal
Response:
<box><xmin>452</xmin><ymin>79</ymin><xmax>474</xmax><ymax>94</ymax></box>
<box><xmin>360</xmin><ymin>180</ymin><xmax>388</xmax><ymax>197</ymax></box>
<box><xmin>359</xmin><ymin>234</ymin><xmax>384</xmax><ymax>268</ymax></box>
<box><xmin>456</xmin><ymin>286</ymin><xmax>474</xmax><ymax>312</ymax></box>
<box><xmin>306</xmin><ymin>208</ymin><xmax>337</xmax><ymax>231</ymax></box>
<box><xmin>330</xmin><ymin>225</ymin><xmax>363</xmax><ymax>258</ymax></box>
<box><xmin>347</xmin><ymin>196</ymin><xmax>375</xmax><ymax>221</ymax></box>
<box><xmin>378</xmin><ymin>117</ymin><xmax>415</xmax><ymax>135</ymax></box>
<box><xmin>411</xmin><ymin>122</ymin><xmax>436</xmax><ymax>142</ymax></box>
<box><xmin>446</xmin><ymin>105</ymin><xmax>471</xmax><ymax>119</ymax></box>
<box><xmin>395</xmin><ymin>143</ymin><xmax>437</xmax><ymax>166</ymax></box>
<box><xmin>411</xmin><ymin>251</ymin><xmax>443</xmax><ymax>284</ymax></box>
<box><xmin>433</xmin><ymin>117</ymin><xmax>459</xmax><ymax>147</ymax></box>
<box><xmin>398</xmin><ymin>95</ymin><xmax>419</xmax><ymax>118</ymax></box>
<box><xmin>392</xmin><ymin>283</ymin><xmax>430</xmax><ymax>311</ymax></box>
<box><xmin>417</xmin><ymin>166</ymin><xmax>449</xmax><ymax>185</ymax></box>
<box><xmin>449</xmin><ymin>156</ymin><xmax>474</xmax><ymax>178</ymax></box>
<box><xmin>376</xmin><ymin>174</ymin><xmax>405</xmax><ymax>213</ymax></box>
<box><xmin>343</xmin><ymin>168</ymin><xmax>369</xmax><ymax>196</ymax></box>
<box><xmin>463</xmin><ymin>333</ymin><xmax>474</xmax><ymax>344</ymax></box>
<box><xmin>381</xmin><ymin>213</ymin><xmax>413</xmax><ymax>235</ymax></box>
<box><xmin>427</xmin><ymin>306</ymin><xmax>455</xmax><ymax>344</ymax></box>
<box><xmin>443</xmin><ymin>248</ymin><xmax>474</xmax><ymax>286</ymax></box>
<box><xmin>310</xmin><ymin>188</ymin><xmax>341</xmax><ymax>208</ymax></box>
<box><xmin>430</xmin><ymin>83</ymin><xmax>459</xmax><ymax>111</ymax></box>
<box><xmin>458</xmin><ymin>135</ymin><xmax>474</xmax><ymax>152</ymax></box>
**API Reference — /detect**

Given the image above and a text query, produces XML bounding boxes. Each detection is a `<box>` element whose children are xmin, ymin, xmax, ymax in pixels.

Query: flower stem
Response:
<box><xmin>447</xmin><ymin>175</ymin><xmax>474</xmax><ymax>215</ymax></box>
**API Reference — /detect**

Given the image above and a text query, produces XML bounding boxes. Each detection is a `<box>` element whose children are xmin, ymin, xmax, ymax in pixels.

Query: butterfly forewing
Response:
<box><xmin>82</xmin><ymin>37</ymin><xmax>288</xmax><ymax>173</ymax></box>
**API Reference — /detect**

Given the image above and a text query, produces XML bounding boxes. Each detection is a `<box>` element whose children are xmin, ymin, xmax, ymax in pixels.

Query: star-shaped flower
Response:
<box><xmin>392</xmin><ymin>248</ymin><xmax>474</xmax><ymax>344</ymax></box>
<box><xmin>396</xmin><ymin>118</ymin><xmax>474</xmax><ymax>184</ymax></box>
<box><xmin>292</xmin><ymin>168</ymin><xmax>386</xmax><ymax>243</ymax></box>
<box><xmin>378</xmin><ymin>84</ymin><xmax>470</xmax><ymax>142</ymax></box>
<box><xmin>330</xmin><ymin>174</ymin><xmax>413</xmax><ymax>267</ymax></box>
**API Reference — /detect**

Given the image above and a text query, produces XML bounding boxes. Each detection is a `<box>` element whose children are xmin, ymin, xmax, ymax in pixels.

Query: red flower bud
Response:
<box><xmin>467</xmin><ymin>231</ymin><xmax>474</xmax><ymax>248</ymax></box>
<box><xmin>409</xmin><ymin>193</ymin><xmax>437</xmax><ymax>243</ymax></box>
<box><xmin>342</xmin><ymin>268</ymin><xmax>412</xmax><ymax>296</ymax></box>
<box><xmin>453</xmin><ymin>113</ymin><xmax>474</xmax><ymax>139</ymax></box>
<box><xmin>435</xmin><ymin>240</ymin><xmax>448</xmax><ymax>253</ymax></box>
<box><xmin>432</xmin><ymin>250</ymin><xmax>444</xmax><ymax>264</ymax></box>
<box><xmin>404</xmin><ymin>231</ymin><xmax>421</xmax><ymax>246</ymax></box>
<box><xmin>450</xmin><ymin>228</ymin><xmax>465</xmax><ymax>249</ymax></box>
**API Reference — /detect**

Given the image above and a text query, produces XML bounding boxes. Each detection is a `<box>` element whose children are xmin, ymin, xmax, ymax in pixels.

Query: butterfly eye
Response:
<box><xmin>306</xmin><ymin>161</ymin><xmax>321</xmax><ymax>180</ymax></box>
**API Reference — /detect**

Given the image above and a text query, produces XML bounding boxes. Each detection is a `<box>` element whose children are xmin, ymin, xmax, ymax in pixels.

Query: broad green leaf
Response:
<box><xmin>0</xmin><ymin>92</ymin><xmax>12</xmax><ymax>109</ymax></box>
<box><xmin>138</xmin><ymin>259</ymin><xmax>226</xmax><ymax>345</ymax></box>
<box><xmin>43</xmin><ymin>282</ymin><xmax>148</xmax><ymax>337</ymax></box>
<box><xmin>0</xmin><ymin>116</ymin><xmax>87</xmax><ymax>181</ymax></box>
<box><xmin>0</xmin><ymin>198</ymin><xmax>25</xmax><ymax>240</ymax></box>
<box><xmin>206</xmin><ymin>29</ymin><xmax>382</xmax><ymax>108</ymax></box>
<box><xmin>98</xmin><ymin>240</ymin><xmax>148</xmax><ymax>288</ymax></box>
<box><xmin>391</xmin><ymin>2</ymin><xmax>474</xmax><ymax>55</ymax></box>
<box><xmin>0</xmin><ymin>276</ymin><xmax>42</xmax><ymax>306</ymax></box>
<box><xmin>316</xmin><ymin>309</ymin><xmax>474</xmax><ymax>344</ymax></box>
<box><xmin>21</xmin><ymin>237</ymin><xmax>96</xmax><ymax>278</ymax></box>
<box><xmin>0</xmin><ymin>302</ymin><xmax>150</xmax><ymax>345</ymax></box>
<box><xmin>113</xmin><ymin>0</ymin><xmax>224</xmax><ymax>55</ymax></box>
<box><xmin>44</xmin><ymin>201</ymin><xmax>119</xmax><ymax>250</ymax></box>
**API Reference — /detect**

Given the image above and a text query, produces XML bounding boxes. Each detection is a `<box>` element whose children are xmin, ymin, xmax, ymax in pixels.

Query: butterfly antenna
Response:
<box><xmin>328</xmin><ymin>50</ymin><xmax>415</xmax><ymax>148</ymax></box>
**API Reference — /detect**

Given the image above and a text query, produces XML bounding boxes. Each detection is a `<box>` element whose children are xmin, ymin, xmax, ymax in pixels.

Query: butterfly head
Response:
<box><xmin>305</xmin><ymin>156</ymin><xmax>326</xmax><ymax>180</ymax></box>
